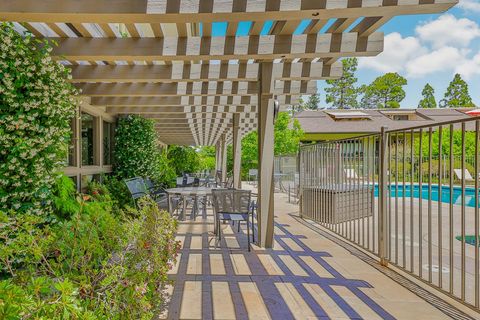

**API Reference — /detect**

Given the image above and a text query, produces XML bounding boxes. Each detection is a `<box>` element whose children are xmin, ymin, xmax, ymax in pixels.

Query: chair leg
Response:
<box><xmin>247</xmin><ymin>218</ymin><xmax>250</xmax><ymax>252</ymax></box>
<box><xmin>251</xmin><ymin>212</ymin><xmax>255</xmax><ymax>243</ymax></box>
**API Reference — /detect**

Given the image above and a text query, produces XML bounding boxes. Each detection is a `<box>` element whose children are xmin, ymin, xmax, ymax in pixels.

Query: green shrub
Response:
<box><xmin>102</xmin><ymin>175</ymin><xmax>133</xmax><ymax>210</ymax></box>
<box><xmin>0</xmin><ymin>23</ymin><xmax>78</xmax><ymax>214</ymax></box>
<box><xmin>0</xmin><ymin>185</ymin><xmax>179</xmax><ymax>319</ymax></box>
<box><xmin>52</xmin><ymin>175</ymin><xmax>80</xmax><ymax>220</ymax></box>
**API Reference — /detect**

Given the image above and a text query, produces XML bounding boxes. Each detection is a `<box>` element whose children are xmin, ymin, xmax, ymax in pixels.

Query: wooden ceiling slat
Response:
<box><xmin>125</xmin><ymin>23</ymin><xmax>140</xmax><ymax>37</ymax></box>
<box><xmin>21</xmin><ymin>22</ymin><xmax>42</xmax><ymax>37</ymax></box>
<box><xmin>48</xmin><ymin>34</ymin><xmax>383</xmax><ymax>62</ymax></box>
<box><xmin>46</xmin><ymin>22</ymin><xmax>68</xmax><ymax>37</ymax></box>
<box><xmin>98</xmin><ymin>23</ymin><xmax>116</xmax><ymax>37</ymax></box>
<box><xmin>150</xmin><ymin>23</ymin><xmax>163</xmax><ymax>37</ymax></box>
<box><xmin>0</xmin><ymin>1</ymin><xmax>457</xmax><ymax>23</ymax></box>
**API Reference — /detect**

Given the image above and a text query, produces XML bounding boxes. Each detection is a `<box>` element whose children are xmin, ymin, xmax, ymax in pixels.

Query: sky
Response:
<box><xmin>317</xmin><ymin>0</ymin><xmax>480</xmax><ymax>108</ymax></box>
<box><xmin>208</xmin><ymin>1</ymin><xmax>480</xmax><ymax>109</ymax></box>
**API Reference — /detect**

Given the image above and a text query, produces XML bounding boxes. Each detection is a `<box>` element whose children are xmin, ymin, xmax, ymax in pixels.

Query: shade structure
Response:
<box><xmin>1</xmin><ymin>0</ymin><xmax>458</xmax><ymax>248</ymax></box>
<box><xmin>0</xmin><ymin>0</ymin><xmax>457</xmax><ymax>146</ymax></box>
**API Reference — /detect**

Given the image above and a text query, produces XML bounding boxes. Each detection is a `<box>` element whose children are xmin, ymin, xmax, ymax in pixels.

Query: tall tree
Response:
<box><xmin>360</xmin><ymin>72</ymin><xmax>407</xmax><ymax>108</ymax></box>
<box><xmin>418</xmin><ymin>83</ymin><xmax>437</xmax><ymax>108</ymax></box>
<box><xmin>304</xmin><ymin>93</ymin><xmax>321</xmax><ymax>110</ymax></box>
<box><xmin>440</xmin><ymin>73</ymin><xmax>475</xmax><ymax>108</ymax></box>
<box><xmin>289</xmin><ymin>97</ymin><xmax>306</xmax><ymax>116</ymax></box>
<box><xmin>325</xmin><ymin>58</ymin><xmax>359</xmax><ymax>109</ymax></box>
<box><xmin>237</xmin><ymin>112</ymin><xmax>303</xmax><ymax>178</ymax></box>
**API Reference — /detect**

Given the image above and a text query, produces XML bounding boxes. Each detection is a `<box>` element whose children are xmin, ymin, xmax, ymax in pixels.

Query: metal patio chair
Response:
<box><xmin>211</xmin><ymin>189</ymin><xmax>252</xmax><ymax>251</ymax></box>
<box><xmin>124</xmin><ymin>177</ymin><xmax>169</xmax><ymax>211</ymax></box>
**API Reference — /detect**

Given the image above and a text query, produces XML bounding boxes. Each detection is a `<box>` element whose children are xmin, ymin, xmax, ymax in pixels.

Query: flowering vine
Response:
<box><xmin>0</xmin><ymin>23</ymin><xmax>78</xmax><ymax>214</ymax></box>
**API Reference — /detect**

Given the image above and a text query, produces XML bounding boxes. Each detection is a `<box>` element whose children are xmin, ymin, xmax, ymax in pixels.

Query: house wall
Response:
<box><xmin>62</xmin><ymin>99</ymin><xmax>116</xmax><ymax>190</ymax></box>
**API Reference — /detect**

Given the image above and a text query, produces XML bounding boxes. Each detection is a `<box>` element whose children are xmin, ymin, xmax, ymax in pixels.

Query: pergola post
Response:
<box><xmin>232</xmin><ymin>113</ymin><xmax>242</xmax><ymax>189</ymax></box>
<box><xmin>215</xmin><ymin>140</ymin><xmax>221</xmax><ymax>173</ymax></box>
<box><xmin>257</xmin><ymin>62</ymin><xmax>275</xmax><ymax>248</ymax></box>
<box><xmin>220</xmin><ymin>134</ymin><xmax>227</xmax><ymax>183</ymax></box>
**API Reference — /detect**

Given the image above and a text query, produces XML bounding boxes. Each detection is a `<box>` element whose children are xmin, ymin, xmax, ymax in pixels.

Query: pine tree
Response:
<box><xmin>360</xmin><ymin>73</ymin><xmax>407</xmax><ymax>109</ymax></box>
<box><xmin>418</xmin><ymin>84</ymin><xmax>437</xmax><ymax>108</ymax></box>
<box><xmin>440</xmin><ymin>74</ymin><xmax>475</xmax><ymax>108</ymax></box>
<box><xmin>325</xmin><ymin>58</ymin><xmax>359</xmax><ymax>109</ymax></box>
<box><xmin>304</xmin><ymin>93</ymin><xmax>320</xmax><ymax>110</ymax></box>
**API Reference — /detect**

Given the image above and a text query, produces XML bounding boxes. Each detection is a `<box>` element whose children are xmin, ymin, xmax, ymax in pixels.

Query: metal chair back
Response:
<box><xmin>124</xmin><ymin>177</ymin><xmax>149</xmax><ymax>200</ymax></box>
<box><xmin>211</xmin><ymin>189</ymin><xmax>251</xmax><ymax>215</ymax></box>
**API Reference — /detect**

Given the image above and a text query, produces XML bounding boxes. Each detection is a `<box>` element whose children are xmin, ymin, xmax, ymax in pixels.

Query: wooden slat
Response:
<box><xmin>46</xmin><ymin>22</ymin><xmax>68</xmax><ymax>37</ymax></box>
<box><xmin>0</xmin><ymin>0</ymin><xmax>457</xmax><ymax>23</ymax></box>
<box><xmin>48</xmin><ymin>33</ymin><xmax>384</xmax><ymax>62</ymax></box>
<box><xmin>125</xmin><ymin>23</ymin><xmax>140</xmax><ymax>37</ymax></box>
<box><xmin>303</xmin><ymin>19</ymin><xmax>328</xmax><ymax>34</ymax></box>
<box><xmin>98</xmin><ymin>23</ymin><xmax>116</xmax><ymax>37</ymax></box>
<box><xmin>351</xmin><ymin>16</ymin><xmax>392</xmax><ymax>37</ymax></box>
<box><xmin>21</xmin><ymin>22</ymin><xmax>42</xmax><ymax>37</ymax></box>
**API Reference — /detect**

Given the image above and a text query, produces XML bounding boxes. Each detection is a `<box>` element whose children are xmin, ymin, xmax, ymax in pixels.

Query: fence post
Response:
<box><xmin>379</xmin><ymin>126</ymin><xmax>389</xmax><ymax>267</ymax></box>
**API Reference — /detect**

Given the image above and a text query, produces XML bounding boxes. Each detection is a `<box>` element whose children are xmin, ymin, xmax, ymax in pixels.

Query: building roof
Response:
<box><xmin>295</xmin><ymin>108</ymin><xmax>476</xmax><ymax>141</ymax></box>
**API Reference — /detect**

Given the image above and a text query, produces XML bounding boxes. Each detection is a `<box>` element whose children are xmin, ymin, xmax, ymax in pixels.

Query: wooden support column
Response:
<box><xmin>215</xmin><ymin>140</ymin><xmax>221</xmax><ymax>172</ymax></box>
<box><xmin>257</xmin><ymin>62</ymin><xmax>275</xmax><ymax>248</ymax></box>
<box><xmin>232</xmin><ymin>113</ymin><xmax>242</xmax><ymax>189</ymax></box>
<box><xmin>220</xmin><ymin>135</ymin><xmax>227</xmax><ymax>183</ymax></box>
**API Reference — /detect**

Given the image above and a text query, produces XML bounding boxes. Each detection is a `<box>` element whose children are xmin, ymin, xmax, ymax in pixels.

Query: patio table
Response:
<box><xmin>166</xmin><ymin>187</ymin><xmax>213</xmax><ymax>220</ymax></box>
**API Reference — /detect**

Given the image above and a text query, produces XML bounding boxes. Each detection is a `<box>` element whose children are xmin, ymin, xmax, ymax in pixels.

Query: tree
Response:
<box><xmin>236</xmin><ymin>112</ymin><xmax>303</xmax><ymax>178</ymax></box>
<box><xmin>114</xmin><ymin>115</ymin><xmax>166</xmax><ymax>181</ymax></box>
<box><xmin>418</xmin><ymin>84</ymin><xmax>437</xmax><ymax>109</ymax></box>
<box><xmin>360</xmin><ymin>73</ymin><xmax>407</xmax><ymax>108</ymax></box>
<box><xmin>304</xmin><ymin>93</ymin><xmax>321</xmax><ymax>110</ymax></box>
<box><xmin>440</xmin><ymin>74</ymin><xmax>475</xmax><ymax>108</ymax></box>
<box><xmin>325</xmin><ymin>58</ymin><xmax>359</xmax><ymax>109</ymax></box>
<box><xmin>166</xmin><ymin>145</ymin><xmax>201</xmax><ymax>176</ymax></box>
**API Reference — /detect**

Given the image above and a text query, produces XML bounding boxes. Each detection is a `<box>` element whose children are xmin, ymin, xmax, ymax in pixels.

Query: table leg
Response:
<box><xmin>203</xmin><ymin>196</ymin><xmax>207</xmax><ymax>218</ymax></box>
<box><xmin>182</xmin><ymin>196</ymin><xmax>187</xmax><ymax>221</ymax></box>
<box><xmin>193</xmin><ymin>196</ymin><xmax>198</xmax><ymax>220</ymax></box>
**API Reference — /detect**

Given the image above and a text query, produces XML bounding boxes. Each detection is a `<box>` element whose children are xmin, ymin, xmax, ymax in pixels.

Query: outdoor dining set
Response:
<box><xmin>124</xmin><ymin>172</ymin><xmax>256</xmax><ymax>251</ymax></box>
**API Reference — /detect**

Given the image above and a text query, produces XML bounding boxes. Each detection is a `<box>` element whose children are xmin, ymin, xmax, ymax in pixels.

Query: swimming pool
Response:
<box><xmin>374</xmin><ymin>184</ymin><xmax>480</xmax><ymax>208</ymax></box>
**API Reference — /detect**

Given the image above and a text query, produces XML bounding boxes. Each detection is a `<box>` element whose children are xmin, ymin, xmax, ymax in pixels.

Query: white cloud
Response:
<box><xmin>458</xmin><ymin>0</ymin><xmax>480</xmax><ymax>13</ymax></box>
<box><xmin>416</xmin><ymin>14</ymin><xmax>480</xmax><ymax>49</ymax></box>
<box><xmin>456</xmin><ymin>52</ymin><xmax>480</xmax><ymax>80</ymax></box>
<box><xmin>358</xmin><ymin>32</ymin><xmax>426</xmax><ymax>73</ymax></box>
<box><xmin>406</xmin><ymin>47</ymin><xmax>465</xmax><ymax>77</ymax></box>
<box><xmin>359</xmin><ymin>14</ymin><xmax>480</xmax><ymax>80</ymax></box>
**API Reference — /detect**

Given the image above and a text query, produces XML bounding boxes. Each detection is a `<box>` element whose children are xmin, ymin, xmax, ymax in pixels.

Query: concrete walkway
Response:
<box><xmin>163</xmin><ymin>187</ymin><xmax>469</xmax><ymax>319</ymax></box>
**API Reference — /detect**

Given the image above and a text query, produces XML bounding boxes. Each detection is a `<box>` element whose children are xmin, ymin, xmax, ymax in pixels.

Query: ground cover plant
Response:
<box><xmin>0</xmin><ymin>23</ymin><xmax>179</xmax><ymax>319</ymax></box>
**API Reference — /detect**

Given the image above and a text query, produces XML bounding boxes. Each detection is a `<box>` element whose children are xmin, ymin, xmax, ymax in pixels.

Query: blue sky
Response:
<box><xmin>319</xmin><ymin>1</ymin><xmax>480</xmax><ymax>108</ymax></box>
<box><xmin>211</xmin><ymin>1</ymin><xmax>480</xmax><ymax>108</ymax></box>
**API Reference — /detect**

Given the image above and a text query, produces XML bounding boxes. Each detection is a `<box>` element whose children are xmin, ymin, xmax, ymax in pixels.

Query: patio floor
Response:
<box><xmin>163</xmin><ymin>186</ymin><xmax>470</xmax><ymax>319</ymax></box>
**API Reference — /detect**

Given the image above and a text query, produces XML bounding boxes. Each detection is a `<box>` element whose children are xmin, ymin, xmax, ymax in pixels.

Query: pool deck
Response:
<box><xmin>162</xmin><ymin>185</ymin><xmax>478</xmax><ymax>319</ymax></box>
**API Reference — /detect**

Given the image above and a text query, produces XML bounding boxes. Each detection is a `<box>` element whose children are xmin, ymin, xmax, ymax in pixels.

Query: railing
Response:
<box><xmin>274</xmin><ymin>155</ymin><xmax>299</xmax><ymax>202</ymax></box>
<box><xmin>299</xmin><ymin>117</ymin><xmax>480</xmax><ymax>311</ymax></box>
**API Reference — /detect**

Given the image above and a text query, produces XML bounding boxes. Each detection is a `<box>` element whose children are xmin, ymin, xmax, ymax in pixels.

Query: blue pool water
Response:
<box><xmin>374</xmin><ymin>185</ymin><xmax>480</xmax><ymax>208</ymax></box>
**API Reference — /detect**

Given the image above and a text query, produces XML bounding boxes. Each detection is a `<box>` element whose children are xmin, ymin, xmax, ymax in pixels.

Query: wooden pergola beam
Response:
<box><xmin>90</xmin><ymin>95</ymin><xmax>297</xmax><ymax>107</ymax></box>
<box><xmin>0</xmin><ymin>0</ymin><xmax>457</xmax><ymax>23</ymax></box>
<box><xmin>106</xmin><ymin>105</ymin><xmax>255</xmax><ymax>114</ymax></box>
<box><xmin>48</xmin><ymin>34</ymin><xmax>384</xmax><ymax>61</ymax></box>
<box><xmin>68</xmin><ymin>62</ymin><xmax>342</xmax><ymax>83</ymax></box>
<box><xmin>75</xmin><ymin>81</ymin><xmax>317</xmax><ymax>97</ymax></box>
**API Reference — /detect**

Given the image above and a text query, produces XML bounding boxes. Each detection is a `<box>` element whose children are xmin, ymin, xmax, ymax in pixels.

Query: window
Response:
<box><xmin>391</xmin><ymin>115</ymin><xmax>409</xmax><ymax>121</ymax></box>
<box><xmin>326</xmin><ymin>111</ymin><xmax>372</xmax><ymax>121</ymax></box>
<box><xmin>81</xmin><ymin>113</ymin><xmax>95</xmax><ymax>166</ymax></box>
<box><xmin>66</xmin><ymin>118</ymin><xmax>76</xmax><ymax>166</ymax></box>
<box><xmin>381</xmin><ymin>111</ymin><xmax>428</xmax><ymax>121</ymax></box>
<box><xmin>103</xmin><ymin>121</ymin><xmax>115</xmax><ymax>165</ymax></box>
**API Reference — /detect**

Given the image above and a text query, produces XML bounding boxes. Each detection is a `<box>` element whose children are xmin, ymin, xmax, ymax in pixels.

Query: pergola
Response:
<box><xmin>1</xmin><ymin>0</ymin><xmax>456</xmax><ymax>248</ymax></box>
